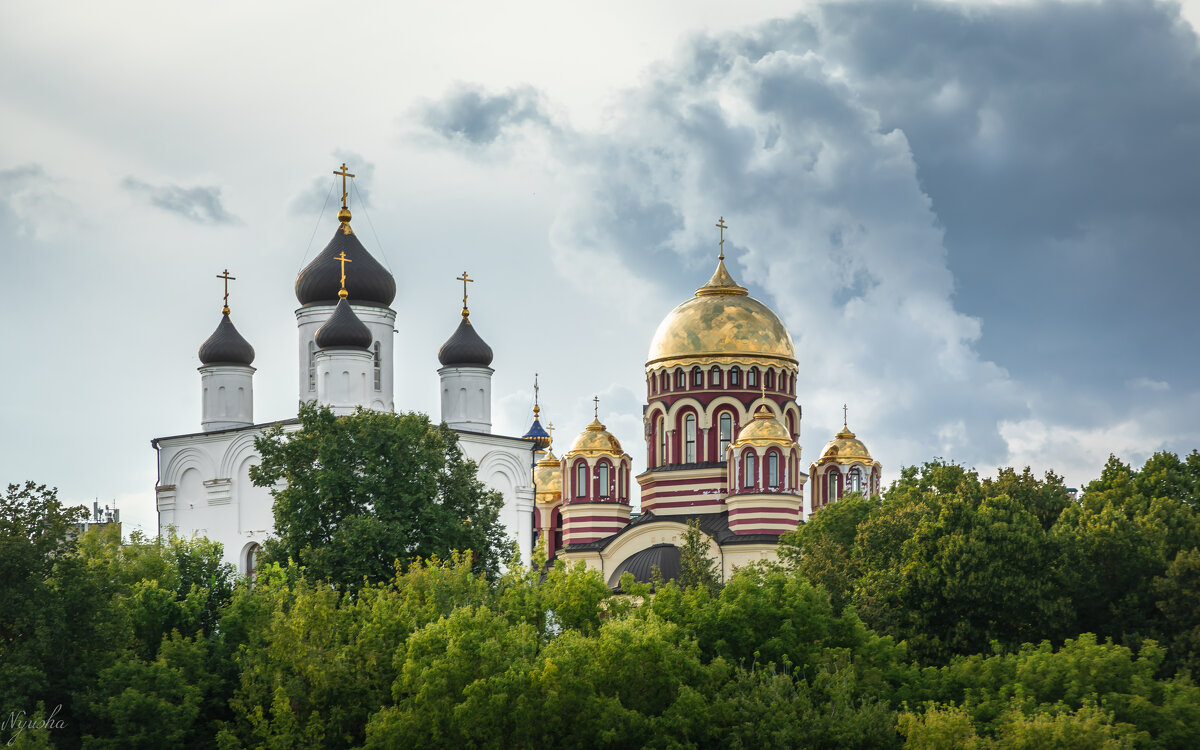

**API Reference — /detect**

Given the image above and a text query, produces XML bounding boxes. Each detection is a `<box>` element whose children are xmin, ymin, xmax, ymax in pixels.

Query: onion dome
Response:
<box><xmin>294</xmin><ymin>211</ymin><xmax>396</xmax><ymax>308</ymax></box>
<box><xmin>611</xmin><ymin>544</ymin><xmax>681</xmax><ymax>585</ymax></box>
<box><xmin>566</xmin><ymin>417</ymin><xmax>626</xmax><ymax>457</ymax></box>
<box><xmin>646</xmin><ymin>256</ymin><xmax>796</xmax><ymax>366</ymax></box>
<box><xmin>314</xmin><ymin>298</ymin><xmax>372</xmax><ymax>350</ymax></box>
<box><xmin>534</xmin><ymin>448</ymin><xmax>563</xmax><ymax>503</ymax></box>
<box><xmin>438</xmin><ymin>317</ymin><xmax>494</xmax><ymax>367</ymax></box>
<box><xmin>731</xmin><ymin>404</ymin><xmax>794</xmax><ymax>448</ymax></box>
<box><xmin>818</xmin><ymin>424</ymin><xmax>876</xmax><ymax>464</ymax></box>
<box><xmin>198</xmin><ymin>312</ymin><xmax>255</xmax><ymax>366</ymax></box>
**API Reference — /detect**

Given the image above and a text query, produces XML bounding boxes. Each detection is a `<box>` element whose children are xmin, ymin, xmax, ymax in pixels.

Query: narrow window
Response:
<box><xmin>849</xmin><ymin>467</ymin><xmax>863</xmax><ymax>494</ymax></box>
<box><xmin>576</xmin><ymin>463</ymin><xmax>587</xmax><ymax>497</ymax></box>
<box><xmin>730</xmin><ymin>366</ymin><xmax>740</xmax><ymax>386</ymax></box>
<box><xmin>246</xmin><ymin>543</ymin><xmax>261</xmax><ymax>581</ymax></box>
<box><xmin>768</xmin><ymin>452</ymin><xmax>779</xmax><ymax>489</ymax></box>
<box><xmin>684</xmin><ymin>414</ymin><xmax>697</xmax><ymax>463</ymax></box>
<box><xmin>660</xmin><ymin>372</ymin><xmax>668</xmax><ymax>391</ymax></box>
<box><xmin>598</xmin><ymin>463</ymin><xmax>610</xmax><ymax>498</ymax></box>
<box><xmin>373</xmin><ymin>342</ymin><xmax>382</xmax><ymax>390</ymax></box>
<box><xmin>719</xmin><ymin>413</ymin><xmax>732</xmax><ymax>456</ymax></box>
<box><xmin>676</xmin><ymin>369</ymin><xmax>685</xmax><ymax>388</ymax></box>
<box><xmin>308</xmin><ymin>341</ymin><xmax>317</xmax><ymax>391</ymax></box>
<box><xmin>744</xmin><ymin>452</ymin><xmax>756</xmax><ymax>488</ymax></box>
<box><xmin>747</xmin><ymin>368</ymin><xmax>758</xmax><ymax>388</ymax></box>
<box><xmin>692</xmin><ymin>367</ymin><xmax>703</xmax><ymax>386</ymax></box>
<box><xmin>710</xmin><ymin>366</ymin><xmax>721</xmax><ymax>387</ymax></box>
<box><xmin>657</xmin><ymin>416</ymin><xmax>667</xmax><ymax>466</ymax></box>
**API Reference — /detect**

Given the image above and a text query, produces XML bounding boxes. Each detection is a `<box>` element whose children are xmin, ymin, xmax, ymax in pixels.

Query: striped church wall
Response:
<box><xmin>726</xmin><ymin>494</ymin><xmax>802</xmax><ymax>536</ymax></box>
<box><xmin>561</xmin><ymin>503</ymin><xmax>631</xmax><ymax>545</ymax></box>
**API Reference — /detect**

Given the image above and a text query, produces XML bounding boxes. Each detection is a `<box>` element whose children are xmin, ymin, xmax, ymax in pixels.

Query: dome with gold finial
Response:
<box><xmin>645</xmin><ymin>252</ymin><xmax>795</xmax><ymax>369</ymax></box>
<box><xmin>534</xmin><ymin>447</ymin><xmax>562</xmax><ymax>503</ymax></box>
<box><xmin>730</xmin><ymin>404</ymin><xmax>794</xmax><ymax>448</ymax></box>
<box><xmin>566</xmin><ymin>417</ymin><xmax>626</xmax><ymax>457</ymax></box>
<box><xmin>817</xmin><ymin>418</ymin><xmax>876</xmax><ymax>465</ymax></box>
<box><xmin>295</xmin><ymin>166</ymin><xmax>396</xmax><ymax>308</ymax></box>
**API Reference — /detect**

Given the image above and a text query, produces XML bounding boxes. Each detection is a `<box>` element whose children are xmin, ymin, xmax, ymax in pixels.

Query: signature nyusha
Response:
<box><xmin>2</xmin><ymin>705</ymin><xmax>65</xmax><ymax>745</ymax></box>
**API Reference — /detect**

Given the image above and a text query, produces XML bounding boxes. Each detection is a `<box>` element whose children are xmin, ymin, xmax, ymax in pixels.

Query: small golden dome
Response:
<box><xmin>646</xmin><ymin>259</ymin><xmax>796</xmax><ymax>367</ymax></box>
<box><xmin>534</xmin><ymin>448</ymin><xmax>562</xmax><ymax>502</ymax></box>
<box><xmin>819</xmin><ymin>426</ymin><xmax>875</xmax><ymax>464</ymax></box>
<box><xmin>566</xmin><ymin>418</ymin><xmax>625</xmax><ymax>457</ymax></box>
<box><xmin>730</xmin><ymin>404</ymin><xmax>794</xmax><ymax>447</ymax></box>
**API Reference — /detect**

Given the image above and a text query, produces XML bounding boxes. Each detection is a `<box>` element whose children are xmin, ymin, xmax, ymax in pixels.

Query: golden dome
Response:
<box><xmin>566</xmin><ymin>418</ymin><xmax>625</xmax><ymax>457</ymax></box>
<box><xmin>646</xmin><ymin>259</ymin><xmax>796</xmax><ymax>367</ymax></box>
<box><xmin>819</xmin><ymin>426</ymin><xmax>876</xmax><ymax>464</ymax></box>
<box><xmin>730</xmin><ymin>404</ymin><xmax>794</xmax><ymax>448</ymax></box>
<box><xmin>534</xmin><ymin>448</ymin><xmax>562</xmax><ymax>503</ymax></box>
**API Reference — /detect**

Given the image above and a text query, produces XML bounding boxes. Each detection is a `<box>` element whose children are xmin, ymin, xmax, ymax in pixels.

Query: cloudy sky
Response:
<box><xmin>3</xmin><ymin>0</ymin><xmax>1199</xmax><ymax>536</ymax></box>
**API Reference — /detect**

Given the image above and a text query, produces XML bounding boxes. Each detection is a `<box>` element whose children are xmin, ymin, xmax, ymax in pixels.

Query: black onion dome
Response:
<box><xmin>611</xmin><ymin>544</ymin><xmax>681</xmax><ymax>585</ymax></box>
<box><xmin>314</xmin><ymin>299</ymin><xmax>373</xmax><ymax>350</ymax></box>
<box><xmin>198</xmin><ymin>313</ymin><xmax>255</xmax><ymax>366</ymax></box>
<box><xmin>295</xmin><ymin>225</ymin><xmax>396</xmax><ymax>307</ymax></box>
<box><xmin>437</xmin><ymin>317</ymin><xmax>494</xmax><ymax>367</ymax></box>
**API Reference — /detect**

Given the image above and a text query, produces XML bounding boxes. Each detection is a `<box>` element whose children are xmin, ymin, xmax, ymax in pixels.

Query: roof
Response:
<box><xmin>198</xmin><ymin>312</ymin><xmax>255</xmax><ymax>366</ymax></box>
<box><xmin>314</xmin><ymin>298</ymin><xmax>373</xmax><ymax>350</ymax></box>
<box><xmin>294</xmin><ymin>221</ymin><xmax>396</xmax><ymax>307</ymax></box>
<box><xmin>610</xmin><ymin>543</ymin><xmax>681</xmax><ymax>584</ymax></box>
<box><xmin>438</xmin><ymin>316</ymin><xmax>494</xmax><ymax>367</ymax></box>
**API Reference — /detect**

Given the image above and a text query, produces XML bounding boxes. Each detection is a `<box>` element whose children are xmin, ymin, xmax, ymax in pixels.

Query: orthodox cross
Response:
<box><xmin>335</xmin><ymin>251</ymin><xmax>352</xmax><ymax>298</ymax></box>
<box><xmin>593</xmin><ymin>395</ymin><xmax>600</xmax><ymax>419</ymax></box>
<box><xmin>843</xmin><ymin>403</ymin><xmax>848</xmax><ymax>428</ymax></box>
<box><xmin>457</xmin><ymin>271</ymin><xmax>473</xmax><ymax>317</ymax></box>
<box><xmin>532</xmin><ymin>373</ymin><xmax>541</xmax><ymax>417</ymax></box>
<box><xmin>216</xmin><ymin>269</ymin><xmax>235</xmax><ymax>314</ymax></box>
<box><xmin>716</xmin><ymin>216</ymin><xmax>728</xmax><ymax>261</ymax></box>
<box><xmin>547</xmin><ymin>422</ymin><xmax>555</xmax><ymax>444</ymax></box>
<box><xmin>333</xmin><ymin>163</ymin><xmax>355</xmax><ymax>209</ymax></box>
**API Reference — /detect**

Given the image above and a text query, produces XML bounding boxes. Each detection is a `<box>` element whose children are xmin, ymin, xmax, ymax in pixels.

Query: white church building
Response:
<box><xmin>151</xmin><ymin>192</ymin><xmax>535</xmax><ymax>576</ymax></box>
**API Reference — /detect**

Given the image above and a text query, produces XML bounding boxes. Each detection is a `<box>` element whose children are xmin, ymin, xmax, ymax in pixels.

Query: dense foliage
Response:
<box><xmin>251</xmin><ymin>403</ymin><xmax>510</xmax><ymax>585</ymax></box>
<box><xmin>4</xmin><ymin>451</ymin><xmax>1199</xmax><ymax>748</ymax></box>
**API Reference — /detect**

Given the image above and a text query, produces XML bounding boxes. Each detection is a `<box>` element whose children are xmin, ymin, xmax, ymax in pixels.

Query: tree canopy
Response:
<box><xmin>251</xmin><ymin>403</ymin><xmax>510</xmax><ymax>586</ymax></box>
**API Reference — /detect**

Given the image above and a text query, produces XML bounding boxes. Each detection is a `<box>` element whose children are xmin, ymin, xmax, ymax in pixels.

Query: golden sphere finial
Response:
<box><xmin>338</xmin><ymin>207</ymin><xmax>352</xmax><ymax>223</ymax></box>
<box><xmin>338</xmin><ymin>288</ymin><xmax>348</xmax><ymax>299</ymax></box>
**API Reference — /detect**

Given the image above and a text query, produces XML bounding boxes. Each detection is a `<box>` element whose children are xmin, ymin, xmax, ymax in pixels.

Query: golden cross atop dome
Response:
<box><xmin>216</xmin><ymin>269</ymin><xmax>235</xmax><ymax>314</ymax></box>
<box><xmin>333</xmin><ymin>163</ymin><xmax>355</xmax><ymax>210</ymax></box>
<box><xmin>716</xmin><ymin>216</ymin><xmax>728</xmax><ymax>261</ymax></box>
<box><xmin>843</xmin><ymin>403</ymin><xmax>848</xmax><ymax>428</ymax></box>
<box><xmin>593</xmin><ymin>395</ymin><xmax>599</xmax><ymax>419</ymax></box>
<box><xmin>547</xmin><ymin>422</ymin><xmax>555</xmax><ymax>442</ymax></box>
<box><xmin>533</xmin><ymin>372</ymin><xmax>541</xmax><ymax>417</ymax></box>
<box><xmin>457</xmin><ymin>271</ymin><xmax>474</xmax><ymax>318</ymax></box>
<box><xmin>335</xmin><ymin>251</ymin><xmax>352</xmax><ymax>299</ymax></box>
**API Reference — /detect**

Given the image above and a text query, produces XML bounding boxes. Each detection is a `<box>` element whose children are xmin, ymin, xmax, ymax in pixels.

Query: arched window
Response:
<box><xmin>675</xmin><ymin>369</ymin><xmax>685</xmax><ymax>388</ymax></box>
<box><xmin>766</xmin><ymin>369</ymin><xmax>775</xmax><ymax>389</ymax></box>
<box><xmin>657</xmin><ymin>415</ymin><xmax>667</xmax><ymax>466</ymax></box>
<box><xmin>598</xmin><ymin>463</ymin><xmax>610</xmax><ymax>498</ymax></box>
<box><xmin>747</xmin><ymin>368</ymin><xmax>759</xmax><ymax>388</ymax></box>
<box><xmin>660</xmin><ymin>371</ymin><xmax>668</xmax><ymax>392</ymax></box>
<box><xmin>768</xmin><ymin>452</ymin><xmax>779</xmax><ymax>489</ymax></box>
<box><xmin>743</xmin><ymin>451</ymin><xmax>756</xmax><ymax>488</ymax></box>
<box><xmin>730</xmin><ymin>366</ymin><xmax>740</xmax><ymax>386</ymax></box>
<box><xmin>684</xmin><ymin>414</ymin><xmax>697</xmax><ymax>463</ymax></box>
<box><xmin>245</xmin><ymin>543</ymin><xmax>261</xmax><ymax>581</ymax></box>
<box><xmin>308</xmin><ymin>341</ymin><xmax>317</xmax><ymax>391</ymax></box>
<box><xmin>849</xmin><ymin>467</ymin><xmax>863</xmax><ymax>494</ymax></box>
<box><xmin>576</xmin><ymin>463</ymin><xmax>588</xmax><ymax>498</ymax></box>
<box><xmin>373</xmin><ymin>342</ymin><xmax>382</xmax><ymax>390</ymax></box>
<box><xmin>692</xmin><ymin>367</ymin><xmax>703</xmax><ymax>386</ymax></box>
<box><xmin>710</xmin><ymin>366</ymin><xmax>722</xmax><ymax>387</ymax></box>
<box><xmin>718</xmin><ymin>412</ymin><xmax>733</xmax><ymax>457</ymax></box>
<box><xmin>828</xmin><ymin>470</ymin><xmax>840</xmax><ymax>502</ymax></box>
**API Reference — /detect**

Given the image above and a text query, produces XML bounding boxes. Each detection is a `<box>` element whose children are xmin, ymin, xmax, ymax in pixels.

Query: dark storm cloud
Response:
<box><xmin>416</xmin><ymin>0</ymin><xmax>1200</xmax><ymax>483</ymax></box>
<box><xmin>419</xmin><ymin>85</ymin><xmax>551</xmax><ymax>145</ymax></box>
<box><xmin>288</xmin><ymin>151</ymin><xmax>376</xmax><ymax>217</ymax></box>
<box><xmin>121</xmin><ymin>177</ymin><xmax>239</xmax><ymax>225</ymax></box>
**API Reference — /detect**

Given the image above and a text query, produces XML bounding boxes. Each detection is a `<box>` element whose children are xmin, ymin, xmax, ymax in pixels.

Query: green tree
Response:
<box><xmin>251</xmin><ymin>402</ymin><xmax>509</xmax><ymax>586</ymax></box>
<box><xmin>678</xmin><ymin>518</ymin><xmax>721</xmax><ymax>594</ymax></box>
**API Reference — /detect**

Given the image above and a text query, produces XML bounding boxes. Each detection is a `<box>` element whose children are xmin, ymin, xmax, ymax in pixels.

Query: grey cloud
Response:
<box><xmin>288</xmin><ymin>151</ymin><xmax>376</xmax><ymax>217</ymax></box>
<box><xmin>419</xmin><ymin>84</ymin><xmax>551</xmax><ymax>146</ymax></box>
<box><xmin>417</xmin><ymin>0</ymin><xmax>1200</xmax><ymax>485</ymax></box>
<box><xmin>121</xmin><ymin>177</ymin><xmax>239</xmax><ymax>225</ymax></box>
